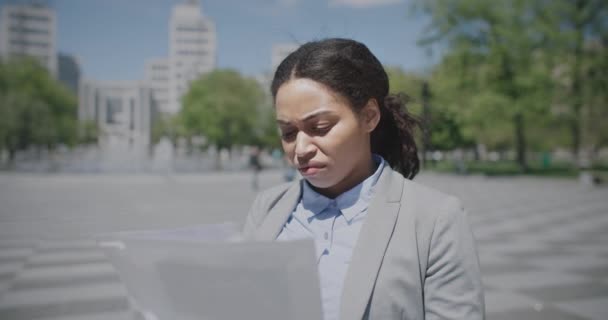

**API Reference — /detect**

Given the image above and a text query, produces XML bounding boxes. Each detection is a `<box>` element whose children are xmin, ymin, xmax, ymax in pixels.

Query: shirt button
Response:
<box><xmin>324</xmin><ymin>232</ymin><xmax>329</xmax><ymax>240</ymax></box>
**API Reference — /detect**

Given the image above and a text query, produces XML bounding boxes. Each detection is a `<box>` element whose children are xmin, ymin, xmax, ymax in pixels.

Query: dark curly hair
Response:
<box><xmin>271</xmin><ymin>38</ymin><xmax>420</xmax><ymax>180</ymax></box>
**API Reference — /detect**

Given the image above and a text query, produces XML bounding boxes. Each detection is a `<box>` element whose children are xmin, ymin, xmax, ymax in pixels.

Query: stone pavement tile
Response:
<box><xmin>35</xmin><ymin>309</ymin><xmax>138</xmax><ymax>320</ymax></box>
<box><xmin>0</xmin><ymin>248</ymin><xmax>34</xmax><ymax>264</ymax></box>
<box><xmin>520</xmin><ymin>230</ymin><xmax>590</xmax><ymax>244</ymax></box>
<box><xmin>0</xmin><ymin>240</ymin><xmax>37</xmax><ymax>250</ymax></box>
<box><xmin>546</xmin><ymin>237</ymin><xmax>608</xmax><ymax>247</ymax></box>
<box><xmin>569</xmin><ymin>265</ymin><xmax>608</xmax><ymax>279</ymax></box>
<box><xmin>25</xmin><ymin>251</ymin><xmax>108</xmax><ymax>268</ymax></box>
<box><xmin>477</xmin><ymin>240</ymin><xmax>550</xmax><ymax>256</ymax></box>
<box><xmin>555</xmin><ymin>296</ymin><xmax>608</xmax><ymax>320</ymax></box>
<box><xmin>487</xmin><ymin>305</ymin><xmax>590</xmax><ymax>320</ymax></box>
<box><xmin>0</xmin><ymin>283</ymin><xmax>130</xmax><ymax>320</ymax></box>
<box><xmin>0</xmin><ymin>263</ymin><xmax>23</xmax><ymax>294</ymax></box>
<box><xmin>480</xmin><ymin>261</ymin><xmax>539</xmax><ymax>276</ymax></box>
<box><xmin>11</xmin><ymin>263</ymin><xmax>120</xmax><ymax>290</ymax></box>
<box><xmin>505</xmin><ymin>246</ymin><xmax>577</xmax><ymax>259</ymax></box>
<box><xmin>483</xmin><ymin>271</ymin><xmax>588</xmax><ymax>291</ymax></box>
<box><xmin>520</xmin><ymin>281</ymin><xmax>608</xmax><ymax>302</ymax></box>
<box><xmin>472</xmin><ymin>235</ymin><xmax>511</xmax><ymax>245</ymax></box>
<box><xmin>0</xmin><ymin>263</ymin><xmax>24</xmax><ymax>282</ymax></box>
<box><xmin>37</xmin><ymin>240</ymin><xmax>100</xmax><ymax>253</ymax></box>
<box><xmin>523</xmin><ymin>255</ymin><xmax>608</xmax><ymax>271</ymax></box>
<box><xmin>484</xmin><ymin>289</ymin><xmax>542</xmax><ymax>313</ymax></box>
<box><xmin>478</xmin><ymin>252</ymin><xmax>516</xmax><ymax>267</ymax></box>
<box><xmin>558</xmin><ymin>244</ymin><xmax>608</xmax><ymax>257</ymax></box>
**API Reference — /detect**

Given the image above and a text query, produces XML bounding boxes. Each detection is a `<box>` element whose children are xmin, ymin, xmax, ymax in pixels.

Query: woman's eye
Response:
<box><xmin>281</xmin><ymin>130</ymin><xmax>297</xmax><ymax>140</ymax></box>
<box><xmin>313</xmin><ymin>125</ymin><xmax>331</xmax><ymax>134</ymax></box>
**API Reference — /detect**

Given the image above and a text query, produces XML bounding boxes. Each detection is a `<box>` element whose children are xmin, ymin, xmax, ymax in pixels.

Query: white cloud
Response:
<box><xmin>328</xmin><ymin>0</ymin><xmax>404</xmax><ymax>9</ymax></box>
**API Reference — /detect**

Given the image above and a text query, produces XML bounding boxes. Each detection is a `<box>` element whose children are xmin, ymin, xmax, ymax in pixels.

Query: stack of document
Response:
<box><xmin>98</xmin><ymin>223</ymin><xmax>323</xmax><ymax>320</ymax></box>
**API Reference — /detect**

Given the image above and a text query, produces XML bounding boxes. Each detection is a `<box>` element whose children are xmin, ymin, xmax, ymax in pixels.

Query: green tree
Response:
<box><xmin>178</xmin><ymin>69</ymin><xmax>265</xmax><ymax>164</ymax></box>
<box><xmin>386</xmin><ymin>66</ymin><xmax>472</xmax><ymax>155</ymax></box>
<box><xmin>77</xmin><ymin>120</ymin><xmax>98</xmax><ymax>145</ymax></box>
<box><xmin>253</xmin><ymin>106</ymin><xmax>281</xmax><ymax>150</ymax></box>
<box><xmin>537</xmin><ymin>0</ymin><xmax>607</xmax><ymax>163</ymax></box>
<box><xmin>414</xmin><ymin>0</ymin><xmax>556</xmax><ymax>170</ymax></box>
<box><xmin>150</xmin><ymin>112</ymin><xmax>177</xmax><ymax>147</ymax></box>
<box><xmin>0</xmin><ymin>57</ymin><xmax>78</xmax><ymax>162</ymax></box>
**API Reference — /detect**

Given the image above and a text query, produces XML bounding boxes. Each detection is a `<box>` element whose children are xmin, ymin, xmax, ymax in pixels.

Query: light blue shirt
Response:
<box><xmin>277</xmin><ymin>155</ymin><xmax>386</xmax><ymax>320</ymax></box>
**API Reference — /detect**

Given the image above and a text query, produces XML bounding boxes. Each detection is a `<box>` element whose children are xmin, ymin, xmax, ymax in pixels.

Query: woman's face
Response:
<box><xmin>275</xmin><ymin>78</ymin><xmax>379</xmax><ymax>195</ymax></box>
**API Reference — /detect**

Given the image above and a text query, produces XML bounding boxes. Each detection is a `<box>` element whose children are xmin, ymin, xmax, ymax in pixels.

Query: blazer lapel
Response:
<box><xmin>340</xmin><ymin>168</ymin><xmax>404</xmax><ymax>320</ymax></box>
<box><xmin>254</xmin><ymin>180</ymin><xmax>302</xmax><ymax>241</ymax></box>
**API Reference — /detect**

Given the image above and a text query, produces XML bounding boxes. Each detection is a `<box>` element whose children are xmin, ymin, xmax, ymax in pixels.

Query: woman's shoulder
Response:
<box><xmin>389</xmin><ymin>170</ymin><xmax>464</xmax><ymax>221</ymax></box>
<box><xmin>255</xmin><ymin>181</ymin><xmax>296</xmax><ymax>205</ymax></box>
<box><xmin>247</xmin><ymin>181</ymin><xmax>299</xmax><ymax>222</ymax></box>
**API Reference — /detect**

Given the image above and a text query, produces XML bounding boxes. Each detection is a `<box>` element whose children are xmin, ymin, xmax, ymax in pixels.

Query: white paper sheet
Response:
<box><xmin>101</xmin><ymin>236</ymin><xmax>322</xmax><ymax>320</ymax></box>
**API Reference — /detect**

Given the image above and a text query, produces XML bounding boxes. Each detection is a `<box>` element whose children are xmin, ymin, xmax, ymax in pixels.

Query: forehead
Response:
<box><xmin>275</xmin><ymin>78</ymin><xmax>352</xmax><ymax>121</ymax></box>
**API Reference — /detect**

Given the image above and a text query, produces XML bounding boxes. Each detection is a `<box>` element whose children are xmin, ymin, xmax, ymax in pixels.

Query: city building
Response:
<box><xmin>58</xmin><ymin>53</ymin><xmax>80</xmax><ymax>95</ymax></box>
<box><xmin>144</xmin><ymin>58</ymin><xmax>170</xmax><ymax>114</ymax></box>
<box><xmin>168</xmin><ymin>0</ymin><xmax>216</xmax><ymax>114</ymax></box>
<box><xmin>78</xmin><ymin>0</ymin><xmax>217</xmax><ymax>150</ymax></box>
<box><xmin>0</xmin><ymin>2</ymin><xmax>57</xmax><ymax>75</ymax></box>
<box><xmin>79</xmin><ymin>79</ymin><xmax>154</xmax><ymax>149</ymax></box>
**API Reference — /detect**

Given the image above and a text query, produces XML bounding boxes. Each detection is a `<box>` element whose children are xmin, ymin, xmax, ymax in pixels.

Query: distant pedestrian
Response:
<box><xmin>249</xmin><ymin>147</ymin><xmax>262</xmax><ymax>190</ymax></box>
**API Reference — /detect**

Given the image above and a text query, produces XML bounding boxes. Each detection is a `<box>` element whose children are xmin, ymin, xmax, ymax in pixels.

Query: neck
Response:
<box><xmin>314</xmin><ymin>154</ymin><xmax>376</xmax><ymax>199</ymax></box>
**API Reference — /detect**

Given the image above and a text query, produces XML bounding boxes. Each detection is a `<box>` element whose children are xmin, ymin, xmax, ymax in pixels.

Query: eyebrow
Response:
<box><xmin>276</xmin><ymin>109</ymin><xmax>334</xmax><ymax>125</ymax></box>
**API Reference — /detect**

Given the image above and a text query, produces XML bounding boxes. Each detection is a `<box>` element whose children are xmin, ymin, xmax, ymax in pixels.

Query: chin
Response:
<box><xmin>304</xmin><ymin>174</ymin><xmax>341</xmax><ymax>190</ymax></box>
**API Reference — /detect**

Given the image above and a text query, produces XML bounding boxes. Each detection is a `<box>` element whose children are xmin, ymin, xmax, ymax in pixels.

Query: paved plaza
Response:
<box><xmin>0</xmin><ymin>171</ymin><xmax>607</xmax><ymax>319</ymax></box>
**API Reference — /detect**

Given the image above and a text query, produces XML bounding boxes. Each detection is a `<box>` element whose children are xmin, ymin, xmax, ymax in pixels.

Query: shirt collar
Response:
<box><xmin>301</xmin><ymin>154</ymin><xmax>386</xmax><ymax>222</ymax></box>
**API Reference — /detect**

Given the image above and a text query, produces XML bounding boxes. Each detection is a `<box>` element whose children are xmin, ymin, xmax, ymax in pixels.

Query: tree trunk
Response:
<box><xmin>214</xmin><ymin>146</ymin><xmax>222</xmax><ymax>171</ymax></box>
<box><xmin>514</xmin><ymin>113</ymin><xmax>527</xmax><ymax>172</ymax></box>
<box><xmin>498</xmin><ymin>52</ymin><xmax>527</xmax><ymax>172</ymax></box>
<box><xmin>8</xmin><ymin>148</ymin><xmax>16</xmax><ymax>167</ymax></box>
<box><xmin>421</xmin><ymin>81</ymin><xmax>432</xmax><ymax>168</ymax></box>
<box><xmin>571</xmin><ymin>0</ymin><xmax>585</xmax><ymax>167</ymax></box>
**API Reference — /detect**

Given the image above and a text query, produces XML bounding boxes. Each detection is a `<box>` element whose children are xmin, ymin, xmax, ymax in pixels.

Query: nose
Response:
<box><xmin>294</xmin><ymin>132</ymin><xmax>316</xmax><ymax>162</ymax></box>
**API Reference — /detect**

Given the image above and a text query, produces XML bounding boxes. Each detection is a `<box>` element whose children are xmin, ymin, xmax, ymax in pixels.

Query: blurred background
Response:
<box><xmin>0</xmin><ymin>0</ymin><xmax>607</xmax><ymax>319</ymax></box>
<box><xmin>0</xmin><ymin>0</ymin><xmax>606</xmax><ymax>177</ymax></box>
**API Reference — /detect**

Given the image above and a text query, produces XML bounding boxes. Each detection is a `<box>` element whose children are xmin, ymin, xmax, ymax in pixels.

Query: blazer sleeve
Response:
<box><xmin>423</xmin><ymin>197</ymin><xmax>485</xmax><ymax>320</ymax></box>
<box><xmin>242</xmin><ymin>193</ymin><xmax>264</xmax><ymax>239</ymax></box>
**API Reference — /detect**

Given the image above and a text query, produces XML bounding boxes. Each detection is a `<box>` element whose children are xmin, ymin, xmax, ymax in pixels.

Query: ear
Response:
<box><xmin>361</xmin><ymin>99</ymin><xmax>381</xmax><ymax>133</ymax></box>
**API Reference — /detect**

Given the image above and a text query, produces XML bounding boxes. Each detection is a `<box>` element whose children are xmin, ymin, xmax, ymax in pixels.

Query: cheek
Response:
<box><xmin>327</xmin><ymin>122</ymin><xmax>365</xmax><ymax>155</ymax></box>
<box><xmin>281</xmin><ymin>141</ymin><xmax>296</xmax><ymax>164</ymax></box>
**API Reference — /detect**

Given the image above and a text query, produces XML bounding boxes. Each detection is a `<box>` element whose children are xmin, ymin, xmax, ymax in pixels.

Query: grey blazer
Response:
<box><xmin>242</xmin><ymin>167</ymin><xmax>485</xmax><ymax>320</ymax></box>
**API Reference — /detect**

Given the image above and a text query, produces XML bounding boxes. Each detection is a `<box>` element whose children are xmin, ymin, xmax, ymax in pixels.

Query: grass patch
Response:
<box><xmin>426</xmin><ymin>160</ymin><xmax>583</xmax><ymax>178</ymax></box>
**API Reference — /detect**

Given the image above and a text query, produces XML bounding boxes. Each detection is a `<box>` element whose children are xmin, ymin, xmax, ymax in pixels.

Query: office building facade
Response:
<box><xmin>0</xmin><ymin>3</ymin><xmax>57</xmax><ymax>75</ymax></box>
<box><xmin>168</xmin><ymin>0</ymin><xmax>216</xmax><ymax>114</ymax></box>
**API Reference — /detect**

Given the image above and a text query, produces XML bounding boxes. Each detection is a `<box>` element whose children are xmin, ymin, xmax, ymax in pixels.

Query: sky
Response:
<box><xmin>1</xmin><ymin>0</ymin><xmax>440</xmax><ymax>82</ymax></box>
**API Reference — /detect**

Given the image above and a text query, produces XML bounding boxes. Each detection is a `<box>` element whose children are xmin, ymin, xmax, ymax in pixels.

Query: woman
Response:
<box><xmin>243</xmin><ymin>38</ymin><xmax>484</xmax><ymax>320</ymax></box>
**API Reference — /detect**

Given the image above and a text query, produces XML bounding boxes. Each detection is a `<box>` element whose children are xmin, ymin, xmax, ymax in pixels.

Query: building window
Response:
<box><xmin>177</xmin><ymin>38</ymin><xmax>208</xmax><ymax>44</ymax></box>
<box><xmin>106</xmin><ymin>98</ymin><xmax>122</xmax><ymax>125</ymax></box>
<box><xmin>177</xmin><ymin>50</ymin><xmax>208</xmax><ymax>56</ymax></box>
<box><xmin>176</xmin><ymin>26</ymin><xmax>207</xmax><ymax>32</ymax></box>
<box><xmin>9</xmin><ymin>13</ymin><xmax>50</xmax><ymax>22</ymax></box>
<box><xmin>129</xmin><ymin>99</ymin><xmax>135</xmax><ymax>130</ymax></box>
<box><xmin>152</xmin><ymin>65</ymin><xmax>168</xmax><ymax>71</ymax></box>
<box><xmin>9</xmin><ymin>39</ymin><xmax>49</xmax><ymax>48</ymax></box>
<box><xmin>9</xmin><ymin>26</ymin><xmax>50</xmax><ymax>35</ymax></box>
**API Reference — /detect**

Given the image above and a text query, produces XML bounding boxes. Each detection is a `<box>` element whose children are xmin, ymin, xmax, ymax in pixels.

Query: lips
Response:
<box><xmin>298</xmin><ymin>163</ymin><xmax>326</xmax><ymax>176</ymax></box>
